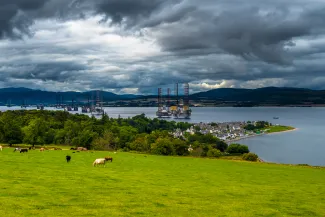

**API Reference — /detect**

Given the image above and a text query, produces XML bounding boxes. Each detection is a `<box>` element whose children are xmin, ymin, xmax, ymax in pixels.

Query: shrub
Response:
<box><xmin>151</xmin><ymin>138</ymin><xmax>175</xmax><ymax>156</ymax></box>
<box><xmin>190</xmin><ymin>147</ymin><xmax>203</xmax><ymax>157</ymax></box>
<box><xmin>129</xmin><ymin>134</ymin><xmax>150</xmax><ymax>152</ymax></box>
<box><xmin>207</xmin><ymin>148</ymin><xmax>222</xmax><ymax>158</ymax></box>
<box><xmin>215</xmin><ymin>140</ymin><xmax>228</xmax><ymax>152</ymax></box>
<box><xmin>242</xmin><ymin>153</ymin><xmax>258</xmax><ymax>162</ymax></box>
<box><xmin>173</xmin><ymin>139</ymin><xmax>189</xmax><ymax>156</ymax></box>
<box><xmin>227</xmin><ymin>144</ymin><xmax>250</xmax><ymax>154</ymax></box>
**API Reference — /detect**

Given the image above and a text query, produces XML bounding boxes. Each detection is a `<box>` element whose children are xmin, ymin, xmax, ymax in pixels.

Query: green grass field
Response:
<box><xmin>264</xmin><ymin>125</ymin><xmax>295</xmax><ymax>134</ymax></box>
<box><xmin>0</xmin><ymin>148</ymin><xmax>324</xmax><ymax>217</ymax></box>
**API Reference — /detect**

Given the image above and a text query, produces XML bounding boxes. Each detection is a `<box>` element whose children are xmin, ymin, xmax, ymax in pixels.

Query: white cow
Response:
<box><xmin>0</xmin><ymin>145</ymin><xmax>2</xmax><ymax>151</ymax></box>
<box><xmin>93</xmin><ymin>158</ymin><xmax>110</xmax><ymax>167</ymax></box>
<box><xmin>13</xmin><ymin>148</ymin><xmax>21</xmax><ymax>152</ymax></box>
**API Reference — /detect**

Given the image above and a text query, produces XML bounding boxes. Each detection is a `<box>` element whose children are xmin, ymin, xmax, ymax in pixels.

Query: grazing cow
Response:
<box><xmin>14</xmin><ymin>148</ymin><xmax>21</xmax><ymax>152</ymax></box>
<box><xmin>77</xmin><ymin>147</ymin><xmax>87</xmax><ymax>151</ymax></box>
<box><xmin>0</xmin><ymin>145</ymin><xmax>2</xmax><ymax>151</ymax></box>
<box><xmin>93</xmin><ymin>158</ymin><xmax>110</xmax><ymax>167</ymax></box>
<box><xmin>66</xmin><ymin>155</ymin><xmax>71</xmax><ymax>163</ymax></box>
<box><xmin>104</xmin><ymin>156</ymin><xmax>113</xmax><ymax>162</ymax></box>
<box><xmin>40</xmin><ymin>148</ymin><xmax>45</xmax><ymax>152</ymax></box>
<box><xmin>20</xmin><ymin>148</ymin><xmax>28</xmax><ymax>153</ymax></box>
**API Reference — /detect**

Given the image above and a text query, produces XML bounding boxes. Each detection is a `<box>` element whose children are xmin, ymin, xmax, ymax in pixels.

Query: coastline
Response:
<box><xmin>226</xmin><ymin>127</ymin><xmax>297</xmax><ymax>144</ymax></box>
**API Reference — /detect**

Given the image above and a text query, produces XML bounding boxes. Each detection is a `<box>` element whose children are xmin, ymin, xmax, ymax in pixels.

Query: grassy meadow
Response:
<box><xmin>0</xmin><ymin>148</ymin><xmax>324</xmax><ymax>217</ymax></box>
<box><xmin>265</xmin><ymin>125</ymin><xmax>296</xmax><ymax>134</ymax></box>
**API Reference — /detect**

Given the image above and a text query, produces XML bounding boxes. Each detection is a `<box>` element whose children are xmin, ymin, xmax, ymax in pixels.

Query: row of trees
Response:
<box><xmin>244</xmin><ymin>121</ymin><xmax>271</xmax><ymax>131</ymax></box>
<box><xmin>0</xmin><ymin>111</ymin><xmax>190</xmax><ymax>149</ymax></box>
<box><xmin>0</xmin><ymin>110</ymin><xmax>255</xmax><ymax>160</ymax></box>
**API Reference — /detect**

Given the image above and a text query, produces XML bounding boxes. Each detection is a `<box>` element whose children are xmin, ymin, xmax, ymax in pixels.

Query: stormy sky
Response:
<box><xmin>1</xmin><ymin>0</ymin><xmax>325</xmax><ymax>94</ymax></box>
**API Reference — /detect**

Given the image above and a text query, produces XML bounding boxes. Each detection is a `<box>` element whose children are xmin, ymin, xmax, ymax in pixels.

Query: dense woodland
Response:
<box><xmin>0</xmin><ymin>110</ymin><xmax>250</xmax><ymax>158</ymax></box>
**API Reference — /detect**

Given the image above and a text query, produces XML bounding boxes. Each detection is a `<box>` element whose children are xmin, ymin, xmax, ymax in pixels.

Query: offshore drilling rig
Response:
<box><xmin>156</xmin><ymin>83</ymin><xmax>191</xmax><ymax>119</ymax></box>
<box><xmin>156</xmin><ymin>88</ymin><xmax>172</xmax><ymax>118</ymax></box>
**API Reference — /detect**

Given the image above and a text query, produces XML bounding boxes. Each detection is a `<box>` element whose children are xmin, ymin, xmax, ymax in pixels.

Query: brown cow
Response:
<box><xmin>105</xmin><ymin>157</ymin><xmax>113</xmax><ymax>162</ymax></box>
<box><xmin>77</xmin><ymin>147</ymin><xmax>87</xmax><ymax>151</ymax></box>
<box><xmin>40</xmin><ymin>148</ymin><xmax>45</xmax><ymax>152</ymax></box>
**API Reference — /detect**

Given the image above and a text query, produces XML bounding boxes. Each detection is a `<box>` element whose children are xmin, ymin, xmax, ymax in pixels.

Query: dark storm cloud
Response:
<box><xmin>0</xmin><ymin>61</ymin><xmax>86</xmax><ymax>82</ymax></box>
<box><xmin>0</xmin><ymin>0</ymin><xmax>185</xmax><ymax>39</ymax></box>
<box><xmin>155</xmin><ymin>6</ymin><xmax>325</xmax><ymax>65</ymax></box>
<box><xmin>0</xmin><ymin>0</ymin><xmax>84</xmax><ymax>39</ymax></box>
<box><xmin>1</xmin><ymin>0</ymin><xmax>325</xmax><ymax>93</ymax></box>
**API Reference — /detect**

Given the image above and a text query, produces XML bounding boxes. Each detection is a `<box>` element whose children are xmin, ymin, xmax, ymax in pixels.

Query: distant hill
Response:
<box><xmin>1</xmin><ymin>86</ymin><xmax>325</xmax><ymax>107</ymax></box>
<box><xmin>0</xmin><ymin>88</ymin><xmax>141</xmax><ymax>105</ymax></box>
<box><xmin>190</xmin><ymin>87</ymin><xmax>325</xmax><ymax>106</ymax></box>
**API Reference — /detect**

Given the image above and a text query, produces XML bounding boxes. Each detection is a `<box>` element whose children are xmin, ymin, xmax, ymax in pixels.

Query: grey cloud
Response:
<box><xmin>0</xmin><ymin>0</ymin><xmax>85</xmax><ymax>39</ymax></box>
<box><xmin>0</xmin><ymin>0</ymin><xmax>185</xmax><ymax>39</ymax></box>
<box><xmin>155</xmin><ymin>6</ymin><xmax>325</xmax><ymax>65</ymax></box>
<box><xmin>1</xmin><ymin>0</ymin><xmax>325</xmax><ymax>93</ymax></box>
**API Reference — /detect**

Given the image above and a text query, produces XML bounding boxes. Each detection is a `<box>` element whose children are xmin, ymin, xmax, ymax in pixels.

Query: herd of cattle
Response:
<box><xmin>0</xmin><ymin>145</ymin><xmax>113</xmax><ymax>167</ymax></box>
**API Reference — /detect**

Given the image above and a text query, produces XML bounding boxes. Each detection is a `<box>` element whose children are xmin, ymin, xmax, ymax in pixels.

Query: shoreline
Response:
<box><xmin>226</xmin><ymin>127</ymin><xmax>297</xmax><ymax>144</ymax></box>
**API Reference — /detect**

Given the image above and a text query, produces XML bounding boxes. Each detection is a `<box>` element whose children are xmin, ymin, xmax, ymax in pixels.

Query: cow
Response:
<box><xmin>104</xmin><ymin>156</ymin><xmax>113</xmax><ymax>162</ymax></box>
<box><xmin>77</xmin><ymin>147</ymin><xmax>87</xmax><ymax>151</ymax></box>
<box><xmin>0</xmin><ymin>145</ymin><xmax>2</xmax><ymax>151</ymax></box>
<box><xmin>20</xmin><ymin>149</ymin><xmax>28</xmax><ymax>153</ymax></box>
<box><xmin>14</xmin><ymin>148</ymin><xmax>21</xmax><ymax>152</ymax></box>
<box><xmin>66</xmin><ymin>155</ymin><xmax>71</xmax><ymax>163</ymax></box>
<box><xmin>40</xmin><ymin>148</ymin><xmax>45</xmax><ymax>152</ymax></box>
<box><xmin>70</xmin><ymin>148</ymin><xmax>76</xmax><ymax>150</ymax></box>
<box><xmin>93</xmin><ymin>158</ymin><xmax>111</xmax><ymax>167</ymax></box>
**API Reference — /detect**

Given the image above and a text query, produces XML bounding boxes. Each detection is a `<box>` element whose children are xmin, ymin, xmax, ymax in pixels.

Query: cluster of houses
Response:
<box><xmin>171</xmin><ymin>121</ymin><xmax>262</xmax><ymax>142</ymax></box>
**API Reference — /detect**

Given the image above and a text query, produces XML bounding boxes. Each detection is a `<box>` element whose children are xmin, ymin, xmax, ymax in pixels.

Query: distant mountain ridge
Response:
<box><xmin>1</xmin><ymin>87</ymin><xmax>325</xmax><ymax>106</ymax></box>
<box><xmin>0</xmin><ymin>88</ymin><xmax>141</xmax><ymax>105</ymax></box>
<box><xmin>190</xmin><ymin>87</ymin><xmax>325</xmax><ymax>106</ymax></box>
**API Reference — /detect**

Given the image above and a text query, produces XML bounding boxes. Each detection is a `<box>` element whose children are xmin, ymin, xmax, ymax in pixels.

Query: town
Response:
<box><xmin>172</xmin><ymin>121</ymin><xmax>272</xmax><ymax>142</ymax></box>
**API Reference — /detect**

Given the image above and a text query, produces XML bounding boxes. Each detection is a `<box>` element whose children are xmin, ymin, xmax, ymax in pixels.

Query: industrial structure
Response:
<box><xmin>156</xmin><ymin>83</ymin><xmax>192</xmax><ymax>119</ymax></box>
<box><xmin>91</xmin><ymin>90</ymin><xmax>104</xmax><ymax>116</ymax></box>
<box><xmin>156</xmin><ymin>88</ymin><xmax>172</xmax><ymax>118</ymax></box>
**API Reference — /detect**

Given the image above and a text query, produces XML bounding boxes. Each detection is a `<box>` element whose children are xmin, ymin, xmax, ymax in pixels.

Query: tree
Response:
<box><xmin>0</xmin><ymin>114</ymin><xmax>23</xmax><ymax>146</ymax></box>
<box><xmin>207</xmin><ymin>148</ymin><xmax>222</xmax><ymax>158</ymax></box>
<box><xmin>91</xmin><ymin>131</ymin><xmax>117</xmax><ymax>150</ymax></box>
<box><xmin>129</xmin><ymin>134</ymin><xmax>150</xmax><ymax>152</ymax></box>
<box><xmin>23</xmin><ymin>118</ymin><xmax>49</xmax><ymax>146</ymax></box>
<box><xmin>151</xmin><ymin>138</ymin><xmax>175</xmax><ymax>156</ymax></box>
<box><xmin>173</xmin><ymin>139</ymin><xmax>189</xmax><ymax>156</ymax></box>
<box><xmin>116</xmin><ymin>126</ymin><xmax>138</xmax><ymax>149</ymax></box>
<box><xmin>227</xmin><ymin>144</ymin><xmax>250</xmax><ymax>154</ymax></box>
<box><xmin>242</xmin><ymin>153</ymin><xmax>259</xmax><ymax>161</ymax></box>
<box><xmin>215</xmin><ymin>140</ymin><xmax>228</xmax><ymax>152</ymax></box>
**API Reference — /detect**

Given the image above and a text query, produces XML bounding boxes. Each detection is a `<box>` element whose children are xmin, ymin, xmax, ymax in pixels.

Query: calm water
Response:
<box><xmin>1</xmin><ymin>106</ymin><xmax>324</xmax><ymax>166</ymax></box>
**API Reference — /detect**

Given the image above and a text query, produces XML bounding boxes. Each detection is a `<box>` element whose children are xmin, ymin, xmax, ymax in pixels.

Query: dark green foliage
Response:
<box><xmin>0</xmin><ymin>110</ymin><xmax>193</xmax><ymax>153</ymax></box>
<box><xmin>242</xmin><ymin>153</ymin><xmax>259</xmax><ymax>161</ymax></box>
<box><xmin>0</xmin><ymin>112</ymin><xmax>23</xmax><ymax>146</ymax></box>
<box><xmin>190</xmin><ymin>147</ymin><xmax>204</xmax><ymax>157</ymax></box>
<box><xmin>227</xmin><ymin>144</ymin><xmax>250</xmax><ymax>154</ymax></box>
<box><xmin>207</xmin><ymin>148</ymin><xmax>222</xmax><ymax>158</ymax></box>
<box><xmin>151</xmin><ymin>138</ymin><xmax>175</xmax><ymax>156</ymax></box>
<box><xmin>187</xmin><ymin>133</ymin><xmax>218</xmax><ymax>144</ymax></box>
<box><xmin>244</xmin><ymin>121</ymin><xmax>270</xmax><ymax>131</ymax></box>
<box><xmin>215</xmin><ymin>140</ymin><xmax>228</xmax><ymax>152</ymax></box>
<box><xmin>173</xmin><ymin>139</ymin><xmax>189</xmax><ymax>156</ymax></box>
<box><xmin>128</xmin><ymin>134</ymin><xmax>150</xmax><ymax>152</ymax></box>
